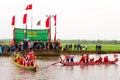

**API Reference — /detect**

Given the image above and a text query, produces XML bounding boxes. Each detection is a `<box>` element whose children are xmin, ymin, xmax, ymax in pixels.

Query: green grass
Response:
<box><xmin>61</xmin><ymin>43</ymin><xmax>120</xmax><ymax>51</ymax></box>
<box><xmin>101</xmin><ymin>44</ymin><xmax>120</xmax><ymax>51</ymax></box>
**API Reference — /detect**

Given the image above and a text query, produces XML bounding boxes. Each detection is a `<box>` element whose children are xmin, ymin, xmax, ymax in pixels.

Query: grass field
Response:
<box><xmin>61</xmin><ymin>43</ymin><xmax>120</xmax><ymax>51</ymax></box>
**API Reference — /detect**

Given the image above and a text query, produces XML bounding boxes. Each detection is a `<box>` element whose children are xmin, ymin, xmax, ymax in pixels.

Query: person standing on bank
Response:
<box><xmin>85</xmin><ymin>45</ymin><xmax>88</xmax><ymax>51</ymax></box>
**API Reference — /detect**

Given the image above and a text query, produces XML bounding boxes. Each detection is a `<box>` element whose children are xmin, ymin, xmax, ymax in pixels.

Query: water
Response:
<box><xmin>0</xmin><ymin>54</ymin><xmax>120</xmax><ymax>80</ymax></box>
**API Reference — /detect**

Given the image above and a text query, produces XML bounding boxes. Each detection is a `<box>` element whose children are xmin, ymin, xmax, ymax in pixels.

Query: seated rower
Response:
<box><xmin>65</xmin><ymin>54</ymin><xmax>70</xmax><ymax>62</ymax></box>
<box><xmin>70</xmin><ymin>54</ymin><xmax>74</xmax><ymax>62</ymax></box>
<box><xmin>90</xmin><ymin>58</ymin><xmax>94</xmax><ymax>62</ymax></box>
<box><xmin>95</xmin><ymin>56</ymin><xmax>102</xmax><ymax>63</ymax></box>
<box><xmin>104</xmin><ymin>56</ymin><xmax>109</xmax><ymax>62</ymax></box>
<box><xmin>79</xmin><ymin>54</ymin><xmax>85</xmax><ymax>63</ymax></box>
<box><xmin>14</xmin><ymin>52</ymin><xmax>20</xmax><ymax>62</ymax></box>
<box><xmin>85</xmin><ymin>54</ymin><xmax>89</xmax><ymax>63</ymax></box>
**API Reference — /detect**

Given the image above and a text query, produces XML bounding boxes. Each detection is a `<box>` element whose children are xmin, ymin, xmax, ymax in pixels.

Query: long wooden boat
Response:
<box><xmin>12</xmin><ymin>58</ymin><xmax>39</xmax><ymax>71</ymax></box>
<box><xmin>60</xmin><ymin>56</ymin><xmax>119</xmax><ymax>66</ymax></box>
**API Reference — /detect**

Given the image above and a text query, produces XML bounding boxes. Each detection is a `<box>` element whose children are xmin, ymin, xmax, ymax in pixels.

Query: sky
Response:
<box><xmin>1</xmin><ymin>0</ymin><xmax>120</xmax><ymax>40</ymax></box>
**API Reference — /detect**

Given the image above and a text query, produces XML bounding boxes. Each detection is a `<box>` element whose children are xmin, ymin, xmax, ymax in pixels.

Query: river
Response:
<box><xmin>0</xmin><ymin>54</ymin><xmax>120</xmax><ymax>80</ymax></box>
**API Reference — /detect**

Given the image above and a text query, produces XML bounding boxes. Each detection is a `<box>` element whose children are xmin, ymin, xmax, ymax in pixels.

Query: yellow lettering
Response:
<box><xmin>27</xmin><ymin>31</ymin><xmax>38</xmax><ymax>37</ymax></box>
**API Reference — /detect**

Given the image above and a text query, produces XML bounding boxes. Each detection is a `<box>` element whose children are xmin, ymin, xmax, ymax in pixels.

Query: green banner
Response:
<box><xmin>14</xmin><ymin>28</ymin><xmax>48</xmax><ymax>42</ymax></box>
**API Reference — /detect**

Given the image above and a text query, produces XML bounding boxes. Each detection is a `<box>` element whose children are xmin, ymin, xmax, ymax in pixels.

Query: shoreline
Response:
<box><xmin>61</xmin><ymin>50</ymin><xmax>120</xmax><ymax>54</ymax></box>
<box><xmin>0</xmin><ymin>50</ymin><xmax>120</xmax><ymax>57</ymax></box>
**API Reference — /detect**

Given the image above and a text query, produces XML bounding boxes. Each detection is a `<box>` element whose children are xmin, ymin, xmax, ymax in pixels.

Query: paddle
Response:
<box><xmin>41</xmin><ymin>62</ymin><xmax>60</xmax><ymax>69</ymax></box>
<box><xmin>42</xmin><ymin>57</ymin><xmax>65</xmax><ymax>68</ymax></box>
<box><xmin>49</xmin><ymin>57</ymin><xmax>64</xmax><ymax>66</ymax></box>
<box><xmin>49</xmin><ymin>61</ymin><xmax>61</xmax><ymax>66</ymax></box>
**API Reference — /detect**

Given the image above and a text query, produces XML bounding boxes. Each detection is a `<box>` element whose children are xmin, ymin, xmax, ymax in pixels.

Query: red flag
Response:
<box><xmin>25</xmin><ymin>4</ymin><xmax>32</xmax><ymax>10</ymax></box>
<box><xmin>54</xmin><ymin>33</ymin><xmax>56</xmax><ymax>42</ymax></box>
<box><xmin>54</xmin><ymin>15</ymin><xmax>56</xmax><ymax>26</ymax></box>
<box><xmin>11</xmin><ymin>16</ymin><xmax>15</xmax><ymax>26</ymax></box>
<box><xmin>46</xmin><ymin>17</ymin><xmax>50</xmax><ymax>28</ymax></box>
<box><xmin>23</xmin><ymin>14</ymin><xmax>27</xmax><ymax>24</ymax></box>
<box><xmin>37</xmin><ymin>20</ymin><xmax>41</xmax><ymax>26</ymax></box>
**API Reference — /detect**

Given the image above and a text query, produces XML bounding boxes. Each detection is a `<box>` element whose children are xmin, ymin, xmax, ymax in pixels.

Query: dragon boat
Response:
<box><xmin>60</xmin><ymin>55</ymin><xmax>119</xmax><ymax>66</ymax></box>
<box><xmin>12</xmin><ymin>58</ymin><xmax>39</xmax><ymax>71</ymax></box>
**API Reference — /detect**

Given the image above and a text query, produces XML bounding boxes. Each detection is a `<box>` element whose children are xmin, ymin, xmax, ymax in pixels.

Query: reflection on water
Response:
<box><xmin>0</xmin><ymin>54</ymin><xmax>120</xmax><ymax>80</ymax></box>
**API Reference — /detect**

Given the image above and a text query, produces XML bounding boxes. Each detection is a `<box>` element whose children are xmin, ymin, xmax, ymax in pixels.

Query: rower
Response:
<box><xmin>104</xmin><ymin>56</ymin><xmax>109</xmax><ymax>62</ymax></box>
<box><xmin>89</xmin><ymin>58</ymin><xmax>94</xmax><ymax>62</ymax></box>
<box><xmin>79</xmin><ymin>54</ymin><xmax>85</xmax><ymax>63</ymax></box>
<box><xmin>65</xmin><ymin>54</ymin><xmax>70</xmax><ymax>62</ymax></box>
<box><xmin>70</xmin><ymin>53</ymin><xmax>74</xmax><ymax>62</ymax></box>
<box><xmin>14</xmin><ymin>52</ymin><xmax>20</xmax><ymax>62</ymax></box>
<box><xmin>95</xmin><ymin>56</ymin><xmax>102</xmax><ymax>62</ymax></box>
<box><xmin>85</xmin><ymin>54</ymin><xmax>89</xmax><ymax>63</ymax></box>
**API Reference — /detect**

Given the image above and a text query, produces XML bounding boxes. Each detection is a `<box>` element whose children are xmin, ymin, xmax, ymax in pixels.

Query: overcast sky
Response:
<box><xmin>1</xmin><ymin>0</ymin><xmax>120</xmax><ymax>40</ymax></box>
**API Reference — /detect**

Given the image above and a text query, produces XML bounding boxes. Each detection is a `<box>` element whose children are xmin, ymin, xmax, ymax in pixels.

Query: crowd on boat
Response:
<box><xmin>64</xmin><ymin>53</ymin><xmax>118</xmax><ymax>63</ymax></box>
<box><xmin>13</xmin><ymin>50</ymin><xmax>36</xmax><ymax>67</ymax></box>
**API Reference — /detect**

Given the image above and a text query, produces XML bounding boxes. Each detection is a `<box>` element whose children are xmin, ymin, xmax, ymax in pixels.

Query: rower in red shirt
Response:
<box><xmin>85</xmin><ymin>54</ymin><xmax>89</xmax><ymax>63</ymax></box>
<box><xmin>65</xmin><ymin>54</ymin><xmax>70</xmax><ymax>62</ymax></box>
<box><xmin>104</xmin><ymin>56</ymin><xmax>109</xmax><ymax>62</ymax></box>
<box><xmin>79</xmin><ymin>54</ymin><xmax>85</xmax><ymax>63</ymax></box>
<box><xmin>95</xmin><ymin>56</ymin><xmax>102</xmax><ymax>62</ymax></box>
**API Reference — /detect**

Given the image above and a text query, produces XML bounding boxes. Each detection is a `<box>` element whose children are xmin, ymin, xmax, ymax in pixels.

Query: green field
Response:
<box><xmin>88</xmin><ymin>44</ymin><xmax>120</xmax><ymax>51</ymax></box>
<box><xmin>61</xmin><ymin>43</ymin><xmax>120</xmax><ymax>51</ymax></box>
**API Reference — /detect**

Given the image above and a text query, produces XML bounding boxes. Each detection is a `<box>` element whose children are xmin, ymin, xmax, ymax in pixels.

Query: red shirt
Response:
<box><xmin>104</xmin><ymin>56</ymin><xmax>109</xmax><ymax>62</ymax></box>
<box><xmin>65</xmin><ymin>55</ymin><xmax>70</xmax><ymax>59</ymax></box>
<box><xmin>58</xmin><ymin>41</ymin><xmax>61</xmax><ymax>46</ymax></box>
<box><xmin>80</xmin><ymin>56</ymin><xmax>85</xmax><ymax>62</ymax></box>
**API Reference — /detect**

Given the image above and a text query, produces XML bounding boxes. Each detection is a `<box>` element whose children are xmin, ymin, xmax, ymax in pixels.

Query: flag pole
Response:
<box><xmin>38</xmin><ymin>20</ymin><xmax>41</xmax><ymax>40</ymax></box>
<box><xmin>25</xmin><ymin>4</ymin><xmax>32</xmax><ymax>40</ymax></box>
<box><xmin>46</xmin><ymin>15</ymin><xmax>51</xmax><ymax>42</ymax></box>
<box><xmin>54</xmin><ymin>15</ymin><xmax>57</xmax><ymax>42</ymax></box>
<box><xmin>55</xmin><ymin>25</ymin><xmax>56</xmax><ymax>42</ymax></box>
<box><xmin>23</xmin><ymin>13</ymin><xmax>27</xmax><ymax>39</ymax></box>
<box><xmin>47</xmin><ymin>15</ymin><xmax>51</xmax><ymax>50</ymax></box>
<box><xmin>31</xmin><ymin>10</ymin><xmax>33</xmax><ymax>30</ymax></box>
<box><xmin>31</xmin><ymin>8</ymin><xmax>33</xmax><ymax>40</ymax></box>
<box><xmin>24</xmin><ymin>24</ymin><xmax>27</xmax><ymax>39</ymax></box>
<box><xmin>13</xmin><ymin>26</ymin><xmax>15</xmax><ymax>42</ymax></box>
<box><xmin>11</xmin><ymin>15</ymin><xmax>15</xmax><ymax>42</ymax></box>
<box><xmin>49</xmin><ymin>15</ymin><xmax>51</xmax><ymax>42</ymax></box>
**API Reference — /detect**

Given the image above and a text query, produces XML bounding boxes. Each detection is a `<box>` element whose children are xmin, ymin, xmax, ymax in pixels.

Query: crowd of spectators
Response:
<box><xmin>62</xmin><ymin>43</ymin><xmax>89</xmax><ymax>51</ymax></box>
<box><xmin>0</xmin><ymin>41</ymin><xmax>102</xmax><ymax>54</ymax></box>
<box><xmin>0</xmin><ymin>40</ymin><xmax>61</xmax><ymax>54</ymax></box>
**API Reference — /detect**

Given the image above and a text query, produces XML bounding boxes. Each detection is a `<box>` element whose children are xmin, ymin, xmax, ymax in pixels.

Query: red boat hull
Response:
<box><xmin>60</xmin><ymin>58</ymin><xmax>118</xmax><ymax>66</ymax></box>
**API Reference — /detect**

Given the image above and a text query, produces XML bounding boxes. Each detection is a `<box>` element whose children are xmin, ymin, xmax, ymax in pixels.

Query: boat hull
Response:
<box><xmin>12</xmin><ymin>59</ymin><xmax>38</xmax><ymax>71</ymax></box>
<box><xmin>60</xmin><ymin>58</ymin><xmax>118</xmax><ymax>66</ymax></box>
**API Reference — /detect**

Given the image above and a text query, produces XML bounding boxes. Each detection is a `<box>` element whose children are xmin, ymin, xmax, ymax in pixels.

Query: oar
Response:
<box><xmin>41</xmin><ymin>62</ymin><xmax>59</xmax><ymax>69</ymax></box>
<box><xmin>50</xmin><ymin>61</ymin><xmax>61</xmax><ymax>66</ymax></box>
<box><xmin>49</xmin><ymin>57</ymin><xmax>65</xmax><ymax>66</ymax></box>
<box><xmin>42</xmin><ymin>57</ymin><xmax>65</xmax><ymax>68</ymax></box>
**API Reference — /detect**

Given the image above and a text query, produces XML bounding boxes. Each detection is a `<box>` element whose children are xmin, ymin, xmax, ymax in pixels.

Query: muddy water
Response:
<box><xmin>0</xmin><ymin>54</ymin><xmax>120</xmax><ymax>80</ymax></box>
